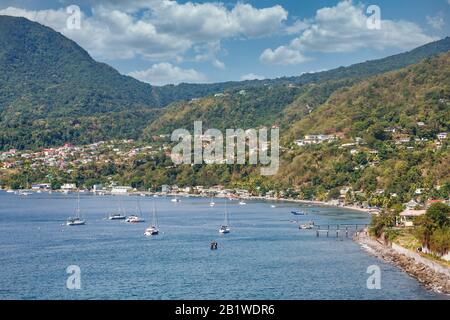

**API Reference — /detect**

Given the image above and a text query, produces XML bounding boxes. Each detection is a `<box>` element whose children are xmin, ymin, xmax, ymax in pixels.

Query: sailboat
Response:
<box><xmin>209</xmin><ymin>196</ymin><xmax>215</xmax><ymax>207</ymax></box>
<box><xmin>144</xmin><ymin>200</ymin><xmax>159</xmax><ymax>236</ymax></box>
<box><xmin>108</xmin><ymin>197</ymin><xmax>127</xmax><ymax>220</ymax></box>
<box><xmin>238</xmin><ymin>199</ymin><xmax>247</xmax><ymax>205</ymax></box>
<box><xmin>219</xmin><ymin>199</ymin><xmax>230</xmax><ymax>234</ymax></box>
<box><xmin>66</xmin><ymin>191</ymin><xmax>86</xmax><ymax>226</ymax></box>
<box><xmin>126</xmin><ymin>198</ymin><xmax>145</xmax><ymax>223</ymax></box>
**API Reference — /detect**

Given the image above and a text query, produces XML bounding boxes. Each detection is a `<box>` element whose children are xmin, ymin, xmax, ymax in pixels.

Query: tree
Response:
<box><xmin>426</xmin><ymin>203</ymin><xmax>450</xmax><ymax>228</ymax></box>
<box><xmin>429</xmin><ymin>228</ymin><xmax>450</xmax><ymax>256</ymax></box>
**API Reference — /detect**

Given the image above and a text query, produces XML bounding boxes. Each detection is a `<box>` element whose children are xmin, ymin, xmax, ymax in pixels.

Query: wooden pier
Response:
<box><xmin>313</xmin><ymin>224</ymin><xmax>367</xmax><ymax>238</ymax></box>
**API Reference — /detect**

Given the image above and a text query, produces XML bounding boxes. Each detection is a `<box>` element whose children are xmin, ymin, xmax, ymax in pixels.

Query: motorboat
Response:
<box><xmin>108</xmin><ymin>213</ymin><xmax>127</xmax><ymax>220</ymax></box>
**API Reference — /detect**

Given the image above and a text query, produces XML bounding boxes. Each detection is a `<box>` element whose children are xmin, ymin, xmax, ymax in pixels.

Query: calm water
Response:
<box><xmin>0</xmin><ymin>191</ymin><xmax>445</xmax><ymax>300</ymax></box>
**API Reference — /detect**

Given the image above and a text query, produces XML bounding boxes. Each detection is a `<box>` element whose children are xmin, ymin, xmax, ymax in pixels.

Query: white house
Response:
<box><xmin>437</xmin><ymin>132</ymin><xmax>448</xmax><ymax>140</ymax></box>
<box><xmin>111</xmin><ymin>186</ymin><xmax>131</xmax><ymax>194</ymax></box>
<box><xmin>61</xmin><ymin>183</ymin><xmax>77</xmax><ymax>191</ymax></box>
<box><xmin>399</xmin><ymin>209</ymin><xmax>426</xmax><ymax>227</ymax></box>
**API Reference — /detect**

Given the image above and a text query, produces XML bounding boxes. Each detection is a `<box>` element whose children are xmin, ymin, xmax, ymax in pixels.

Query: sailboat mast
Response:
<box><xmin>152</xmin><ymin>199</ymin><xmax>158</xmax><ymax>227</ymax></box>
<box><xmin>224</xmin><ymin>199</ymin><xmax>229</xmax><ymax>225</ymax></box>
<box><xmin>76</xmin><ymin>190</ymin><xmax>81</xmax><ymax>219</ymax></box>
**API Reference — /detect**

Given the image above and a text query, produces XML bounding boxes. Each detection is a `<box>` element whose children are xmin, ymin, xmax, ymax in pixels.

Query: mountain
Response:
<box><xmin>0</xmin><ymin>15</ymin><xmax>160</xmax><ymax>115</ymax></box>
<box><xmin>0</xmin><ymin>15</ymin><xmax>449</xmax><ymax>150</ymax></box>
<box><xmin>145</xmin><ymin>38</ymin><xmax>450</xmax><ymax>136</ymax></box>
<box><xmin>151</xmin><ymin>36</ymin><xmax>450</xmax><ymax>105</ymax></box>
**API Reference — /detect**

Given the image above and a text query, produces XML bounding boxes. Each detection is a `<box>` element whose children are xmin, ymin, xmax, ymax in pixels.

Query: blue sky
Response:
<box><xmin>0</xmin><ymin>0</ymin><xmax>449</xmax><ymax>85</ymax></box>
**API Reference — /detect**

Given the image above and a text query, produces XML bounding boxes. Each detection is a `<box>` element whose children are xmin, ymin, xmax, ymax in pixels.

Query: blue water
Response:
<box><xmin>0</xmin><ymin>191</ymin><xmax>445</xmax><ymax>300</ymax></box>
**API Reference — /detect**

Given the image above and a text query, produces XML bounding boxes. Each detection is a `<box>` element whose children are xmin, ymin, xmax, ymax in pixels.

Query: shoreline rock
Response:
<box><xmin>354</xmin><ymin>229</ymin><xmax>450</xmax><ymax>295</ymax></box>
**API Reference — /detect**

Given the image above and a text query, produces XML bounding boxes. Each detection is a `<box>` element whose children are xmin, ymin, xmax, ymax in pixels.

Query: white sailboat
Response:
<box><xmin>66</xmin><ymin>191</ymin><xmax>86</xmax><ymax>226</ymax></box>
<box><xmin>126</xmin><ymin>199</ymin><xmax>145</xmax><ymax>223</ymax></box>
<box><xmin>144</xmin><ymin>200</ymin><xmax>159</xmax><ymax>236</ymax></box>
<box><xmin>219</xmin><ymin>199</ymin><xmax>230</xmax><ymax>234</ymax></box>
<box><xmin>209</xmin><ymin>196</ymin><xmax>215</xmax><ymax>207</ymax></box>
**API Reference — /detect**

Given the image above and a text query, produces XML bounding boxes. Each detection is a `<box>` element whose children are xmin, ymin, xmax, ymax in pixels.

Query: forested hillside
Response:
<box><xmin>1</xmin><ymin>15</ymin><xmax>450</xmax><ymax>150</ymax></box>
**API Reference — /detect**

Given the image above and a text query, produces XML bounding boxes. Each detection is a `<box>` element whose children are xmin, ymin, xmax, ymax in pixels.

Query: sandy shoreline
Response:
<box><xmin>354</xmin><ymin>229</ymin><xmax>450</xmax><ymax>295</ymax></box>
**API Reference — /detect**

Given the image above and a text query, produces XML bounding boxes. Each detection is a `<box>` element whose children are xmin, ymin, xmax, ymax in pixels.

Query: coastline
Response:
<box><xmin>1</xmin><ymin>188</ymin><xmax>375</xmax><ymax>214</ymax></box>
<box><xmin>354</xmin><ymin>229</ymin><xmax>450</xmax><ymax>295</ymax></box>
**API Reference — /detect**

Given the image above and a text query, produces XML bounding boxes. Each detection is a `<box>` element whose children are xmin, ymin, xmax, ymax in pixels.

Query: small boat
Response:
<box><xmin>219</xmin><ymin>199</ymin><xmax>231</xmax><ymax>234</ymax></box>
<box><xmin>19</xmin><ymin>191</ymin><xmax>32</xmax><ymax>196</ymax></box>
<box><xmin>108</xmin><ymin>213</ymin><xmax>127</xmax><ymax>220</ymax></box>
<box><xmin>126</xmin><ymin>199</ymin><xmax>145</xmax><ymax>223</ymax></box>
<box><xmin>67</xmin><ymin>192</ymin><xmax>85</xmax><ymax>226</ymax></box>
<box><xmin>219</xmin><ymin>225</ymin><xmax>230</xmax><ymax>234</ymax></box>
<box><xmin>66</xmin><ymin>217</ymin><xmax>86</xmax><ymax>226</ymax></box>
<box><xmin>291</xmin><ymin>210</ymin><xmax>306</xmax><ymax>216</ymax></box>
<box><xmin>144</xmin><ymin>200</ymin><xmax>159</xmax><ymax>236</ymax></box>
<box><xmin>171</xmin><ymin>196</ymin><xmax>180</xmax><ymax>203</ymax></box>
<box><xmin>209</xmin><ymin>197</ymin><xmax>215</xmax><ymax>207</ymax></box>
<box><xmin>140</xmin><ymin>193</ymin><xmax>146</xmax><ymax>197</ymax></box>
<box><xmin>109</xmin><ymin>196</ymin><xmax>127</xmax><ymax>220</ymax></box>
<box><xmin>271</xmin><ymin>205</ymin><xmax>276</xmax><ymax>208</ymax></box>
<box><xmin>125</xmin><ymin>215</ymin><xmax>145</xmax><ymax>223</ymax></box>
<box><xmin>6</xmin><ymin>189</ymin><xmax>14</xmax><ymax>193</ymax></box>
<box><xmin>36</xmin><ymin>190</ymin><xmax>42</xmax><ymax>194</ymax></box>
<box><xmin>238</xmin><ymin>200</ymin><xmax>246</xmax><ymax>205</ymax></box>
<box><xmin>299</xmin><ymin>222</ymin><xmax>314</xmax><ymax>230</ymax></box>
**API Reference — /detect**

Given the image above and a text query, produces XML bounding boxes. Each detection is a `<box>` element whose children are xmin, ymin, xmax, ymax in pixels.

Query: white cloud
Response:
<box><xmin>0</xmin><ymin>1</ymin><xmax>288</xmax><ymax>65</ymax></box>
<box><xmin>285</xmin><ymin>19</ymin><xmax>309</xmax><ymax>35</ymax></box>
<box><xmin>194</xmin><ymin>41</ymin><xmax>225</xmax><ymax>69</ymax></box>
<box><xmin>426</xmin><ymin>13</ymin><xmax>445</xmax><ymax>30</ymax></box>
<box><xmin>260</xmin><ymin>46</ymin><xmax>310</xmax><ymax>65</ymax></box>
<box><xmin>240</xmin><ymin>73</ymin><xmax>266</xmax><ymax>81</ymax></box>
<box><xmin>128</xmin><ymin>62</ymin><xmax>207</xmax><ymax>85</ymax></box>
<box><xmin>260</xmin><ymin>0</ymin><xmax>436</xmax><ymax>65</ymax></box>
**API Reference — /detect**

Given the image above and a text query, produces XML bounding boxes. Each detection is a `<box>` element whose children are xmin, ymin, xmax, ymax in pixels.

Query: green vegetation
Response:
<box><xmin>1</xmin><ymin>16</ymin><xmax>450</xmax><ymax>151</ymax></box>
<box><xmin>369</xmin><ymin>203</ymin><xmax>450</xmax><ymax>261</ymax></box>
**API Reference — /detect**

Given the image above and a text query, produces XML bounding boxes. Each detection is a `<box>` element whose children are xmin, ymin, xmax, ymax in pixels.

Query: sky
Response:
<box><xmin>0</xmin><ymin>0</ymin><xmax>449</xmax><ymax>85</ymax></box>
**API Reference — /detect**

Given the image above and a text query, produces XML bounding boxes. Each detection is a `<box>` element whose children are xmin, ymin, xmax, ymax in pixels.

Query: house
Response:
<box><xmin>161</xmin><ymin>185</ymin><xmax>171</xmax><ymax>193</ymax></box>
<box><xmin>404</xmin><ymin>199</ymin><xmax>420</xmax><ymax>209</ymax></box>
<box><xmin>111</xmin><ymin>186</ymin><xmax>131</xmax><ymax>194</ymax></box>
<box><xmin>437</xmin><ymin>132</ymin><xmax>448</xmax><ymax>140</ymax></box>
<box><xmin>31</xmin><ymin>183</ymin><xmax>51</xmax><ymax>190</ymax></box>
<box><xmin>61</xmin><ymin>183</ymin><xmax>77</xmax><ymax>191</ymax></box>
<box><xmin>399</xmin><ymin>209</ymin><xmax>426</xmax><ymax>227</ymax></box>
<box><xmin>296</xmin><ymin>134</ymin><xmax>336</xmax><ymax>146</ymax></box>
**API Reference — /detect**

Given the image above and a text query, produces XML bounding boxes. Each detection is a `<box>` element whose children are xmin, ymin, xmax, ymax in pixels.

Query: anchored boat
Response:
<box><xmin>219</xmin><ymin>199</ymin><xmax>231</xmax><ymax>234</ymax></box>
<box><xmin>67</xmin><ymin>191</ymin><xmax>86</xmax><ymax>226</ymax></box>
<box><xmin>144</xmin><ymin>200</ymin><xmax>159</xmax><ymax>236</ymax></box>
